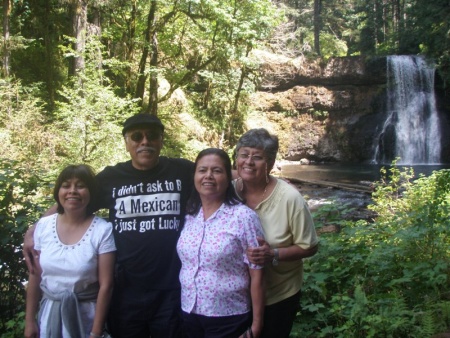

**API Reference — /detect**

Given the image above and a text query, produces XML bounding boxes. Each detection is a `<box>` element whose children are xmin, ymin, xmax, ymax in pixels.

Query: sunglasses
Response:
<box><xmin>128</xmin><ymin>130</ymin><xmax>162</xmax><ymax>142</ymax></box>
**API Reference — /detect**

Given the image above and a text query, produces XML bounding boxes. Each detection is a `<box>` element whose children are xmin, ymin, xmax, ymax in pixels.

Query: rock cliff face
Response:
<box><xmin>249</xmin><ymin>51</ymin><xmax>450</xmax><ymax>163</ymax></box>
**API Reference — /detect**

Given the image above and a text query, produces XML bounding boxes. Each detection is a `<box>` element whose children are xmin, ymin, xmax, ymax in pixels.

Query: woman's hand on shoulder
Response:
<box><xmin>247</xmin><ymin>237</ymin><xmax>271</xmax><ymax>265</ymax></box>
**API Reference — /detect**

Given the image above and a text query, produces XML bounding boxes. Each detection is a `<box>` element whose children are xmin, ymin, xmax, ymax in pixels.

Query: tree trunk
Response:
<box><xmin>313</xmin><ymin>0</ymin><xmax>321</xmax><ymax>55</ymax></box>
<box><xmin>230</xmin><ymin>44</ymin><xmax>251</xmax><ymax>141</ymax></box>
<box><xmin>2</xmin><ymin>0</ymin><xmax>11</xmax><ymax>78</ymax></box>
<box><xmin>135</xmin><ymin>0</ymin><xmax>158</xmax><ymax>114</ymax></box>
<box><xmin>146</xmin><ymin>29</ymin><xmax>158</xmax><ymax>115</ymax></box>
<box><xmin>70</xmin><ymin>0</ymin><xmax>87</xmax><ymax>77</ymax></box>
<box><xmin>373</xmin><ymin>1</ymin><xmax>379</xmax><ymax>50</ymax></box>
<box><xmin>126</xmin><ymin>1</ymin><xmax>137</xmax><ymax>93</ymax></box>
<box><xmin>91</xmin><ymin>5</ymin><xmax>102</xmax><ymax>72</ymax></box>
<box><xmin>44</xmin><ymin>0</ymin><xmax>56</xmax><ymax>109</ymax></box>
<box><xmin>392</xmin><ymin>0</ymin><xmax>401</xmax><ymax>48</ymax></box>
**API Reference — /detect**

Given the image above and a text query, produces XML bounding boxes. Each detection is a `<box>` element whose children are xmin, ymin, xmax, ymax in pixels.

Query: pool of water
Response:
<box><xmin>281</xmin><ymin>163</ymin><xmax>450</xmax><ymax>186</ymax></box>
<box><xmin>280</xmin><ymin>163</ymin><xmax>450</xmax><ymax>218</ymax></box>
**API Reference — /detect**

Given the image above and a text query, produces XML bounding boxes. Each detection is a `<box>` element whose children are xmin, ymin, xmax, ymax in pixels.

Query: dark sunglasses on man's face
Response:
<box><xmin>129</xmin><ymin>130</ymin><xmax>162</xmax><ymax>142</ymax></box>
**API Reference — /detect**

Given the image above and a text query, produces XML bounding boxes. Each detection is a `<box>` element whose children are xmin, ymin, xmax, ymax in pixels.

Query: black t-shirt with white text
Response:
<box><xmin>96</xmin><ymin>157</ymin><xmax>194</xmax><ymax>291</ymax></box>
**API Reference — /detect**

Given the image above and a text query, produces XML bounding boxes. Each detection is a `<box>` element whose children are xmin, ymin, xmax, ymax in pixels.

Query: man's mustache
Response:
<box><xmin>137</xmin><ymin>146</ymin><xmax>157</xmax><ymax>153</ymax></box>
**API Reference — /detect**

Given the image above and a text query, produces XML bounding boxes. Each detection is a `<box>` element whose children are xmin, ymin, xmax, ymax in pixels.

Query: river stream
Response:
<box><xmin>279</xmin><ymin>163</ymin><xmax>450</xmax><ymax>221</ymax></box>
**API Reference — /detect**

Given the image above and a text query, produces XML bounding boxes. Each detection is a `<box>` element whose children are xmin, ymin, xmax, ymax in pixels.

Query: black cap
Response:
<box><xmin>122</xmin><ymin>114</ymin><xmax>165</xmax><ymax>136</ymax></box>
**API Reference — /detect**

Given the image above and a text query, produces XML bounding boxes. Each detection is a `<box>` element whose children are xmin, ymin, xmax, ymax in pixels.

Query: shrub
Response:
<box><xmin>294</xmin><ymin>165</ymin><xmax>450</xmax><ymax>337</ymax></box>
<box><xmin>0</xmin><ymin>159</ymin><xmax>49</xmax><ymax>335</ymax></box>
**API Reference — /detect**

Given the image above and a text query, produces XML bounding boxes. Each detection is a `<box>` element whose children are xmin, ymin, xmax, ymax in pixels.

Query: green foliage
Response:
<box><xmin>48</xmin><ymin>35</ymin><xmax>141</xmax><ymax>172</ymax></box>
<box><xmin>3</xmin><ymin>311</ymin><xmax>25</xmax><ymax>338</ymax></box>
<box><xmin>368</xmin><ymin>159</ymin><xmax>416</xmax><ymax>220</ymax></box>
<box><xmin>310</xmin><ymin>109</ymin><xmax>329</xmax><ymax>121</ymax></box>
<box><xmin>53</xmin><ymin>75</ymin><xmax>139</xmax><ymax>171</ymax></box>
<box><xmin>319</xmin><ymin>33</ymin><xmax>348</xmax><ymax>59</ymax></box>
<box><xmin>1</xmin><ymin>45</ymin><xmax>141</xmax><ymax>177</ymax></box>
<box><xmin>157</xmin><ymin>0</ymin><xmax>279</xmax><ymax>145</ymax></box>
<box><xmin>0</xmin><ymin>160</ymin><xmax>50</xmax><ymax>335</ymax></box>
<box><xmin>294</xmin><ymin>164</ymin><xmax>450</xmax><ymax>337</ymax></box>
<box><xmin>0</xmin><ymin>79</ymin><xmax>57</xmax><ymax>173</ymax></box>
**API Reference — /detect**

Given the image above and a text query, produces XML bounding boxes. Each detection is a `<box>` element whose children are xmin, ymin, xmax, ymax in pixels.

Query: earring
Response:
<box><xmin>265</xmin><ymin>163</ymin><xmax>270</xmax><ymax>184</ymax></box>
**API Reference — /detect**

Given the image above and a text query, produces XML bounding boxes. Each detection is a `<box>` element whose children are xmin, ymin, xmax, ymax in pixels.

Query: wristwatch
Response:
<box><xmin>272</xmin><ymin>248</ymin><xmax>279</xmax><ymax>266</ymax></box>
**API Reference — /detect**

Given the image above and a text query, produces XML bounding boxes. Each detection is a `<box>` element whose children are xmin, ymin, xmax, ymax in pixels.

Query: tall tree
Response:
<box><xmin>127</xmin><ymin>0</ymin><xmax>278</xmax><ymax>122</ymax></box>
<box><xmin>313</xmin><ymin>0</ymin><xmax>321</xmax><ymax>55</ymax></box>
<box><xmin>135</xmin><ymin>0</ymin><xmax>158</xmax><ymax>114</ymax></box>
<box><xmin>68</xmin><ymin>0</ymin><xmax>88</xmax><ymax>76</ymax></box>
<box><xmin>2</xmin><ymin>0</ymin><xmax>11</xmax><ymax>78</ymax></box>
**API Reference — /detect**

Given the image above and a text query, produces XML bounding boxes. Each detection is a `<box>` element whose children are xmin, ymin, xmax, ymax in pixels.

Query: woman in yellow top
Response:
<box><xmin>234</xmin><ymin>128</ymin><xmax>319</xmax><ymax>338</ymax></box>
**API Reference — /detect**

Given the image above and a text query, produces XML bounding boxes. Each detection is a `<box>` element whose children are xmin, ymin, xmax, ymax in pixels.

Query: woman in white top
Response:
<box><xmin>24</xmin><ymin>164</ymin><xmax>116</xmax><ymax>338</ymax></box>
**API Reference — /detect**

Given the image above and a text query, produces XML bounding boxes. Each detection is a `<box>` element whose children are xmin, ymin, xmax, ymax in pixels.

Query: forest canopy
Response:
<box><xmin>1</xmin><ymin>1</ymin><xmax>449</xmax><ymax>171</ymax></box>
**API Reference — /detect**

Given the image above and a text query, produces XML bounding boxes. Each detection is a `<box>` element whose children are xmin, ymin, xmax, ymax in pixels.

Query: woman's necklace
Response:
<box><xmin>261</xmin><ymin>176</ymin><xmax>270</xmax><ymax>202</ymax></box>
<box><xmin>239</xmin><ymin>176</ymin><xmax>271</xmax><ymax>206</ymax></box>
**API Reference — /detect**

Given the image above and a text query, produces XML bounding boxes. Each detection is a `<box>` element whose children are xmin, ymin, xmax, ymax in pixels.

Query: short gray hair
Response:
<box><xmin>235</xmin><ymin>128</ymin><xmax>279</xmax><ymax>163</ymax></box>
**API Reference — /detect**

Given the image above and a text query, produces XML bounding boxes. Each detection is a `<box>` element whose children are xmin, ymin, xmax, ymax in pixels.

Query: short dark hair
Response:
<box><xmin>53</xmin><ymin>164</ymin><xmax>98</xmax><ymax>215</ymax></box>
<box><xmin>186</xmin><ymin>148</ymin><xmax>241</xmax><ymax>215</ymax></box>
<box><xmin>235</xmin><ymin>128</ymin><xmax>279</xmax><ymax>164</ymax></box>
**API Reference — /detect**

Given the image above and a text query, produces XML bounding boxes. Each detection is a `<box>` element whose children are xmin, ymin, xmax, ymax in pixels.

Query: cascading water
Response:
<box><xmin>372</xmin><ymin>55</ymin><xmax>442</xmax><ymax>165</ymax></box>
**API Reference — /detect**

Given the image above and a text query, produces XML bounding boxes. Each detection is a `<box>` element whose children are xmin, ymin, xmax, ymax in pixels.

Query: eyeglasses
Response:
<box><xmin>237</xmin><ymin>153</ymin><xmax>265</xmax><ymax>162</ymax></box>
<box><xmin>128</xmin><ymin>131</ymin><xmax>162</xmax><ymax>142</ymax></box>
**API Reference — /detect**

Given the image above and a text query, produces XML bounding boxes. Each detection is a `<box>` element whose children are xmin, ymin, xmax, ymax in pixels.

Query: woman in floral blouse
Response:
<box><xmin>177</xmin><ymin>148</ymin><xmax>265</xmax><ymax>338</ymax></box>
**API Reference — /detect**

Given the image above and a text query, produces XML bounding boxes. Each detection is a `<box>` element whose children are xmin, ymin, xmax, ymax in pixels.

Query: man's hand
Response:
<box><xmin>23</xmin><ymin>204</ymin><xmax>58</xmax><ymax>273</ymax></box>
<box><xmin>23</xmin><ymin>225</ymin><xmax>37</xmax><ymax>274</ymax></box>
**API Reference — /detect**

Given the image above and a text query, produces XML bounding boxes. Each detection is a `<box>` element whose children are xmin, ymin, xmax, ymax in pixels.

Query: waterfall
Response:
<box><xmin>372</xmin><ymin>55</ymin><xmax>442</xmax><ymax>165</ymax></box>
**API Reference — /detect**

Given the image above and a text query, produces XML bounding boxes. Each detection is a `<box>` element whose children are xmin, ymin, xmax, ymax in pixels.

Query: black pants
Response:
<box><xmin>261</xmin><ymin>291</ymin><xmax>301</xmax><ymax>338</ymax></box>
<box><xmin>108</xmin><ymin>287</ymin><xmax>182</xmax><ymax>338</ymax></box>
<box><xmin>181</xmin><ymin>311</ymin><xmax>251</xmax><ymax>338</ymax></box>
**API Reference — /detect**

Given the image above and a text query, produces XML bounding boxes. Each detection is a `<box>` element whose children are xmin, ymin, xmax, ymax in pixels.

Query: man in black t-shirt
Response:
<box><xmin>100</xmin><ymin>114</ymin><xmax>194</xmax><ymax>338</ymax></box>
<box><xmin>24</xmin><ymin>114</ymin><xmax>194</xmax><ymax>338</ymax></box>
